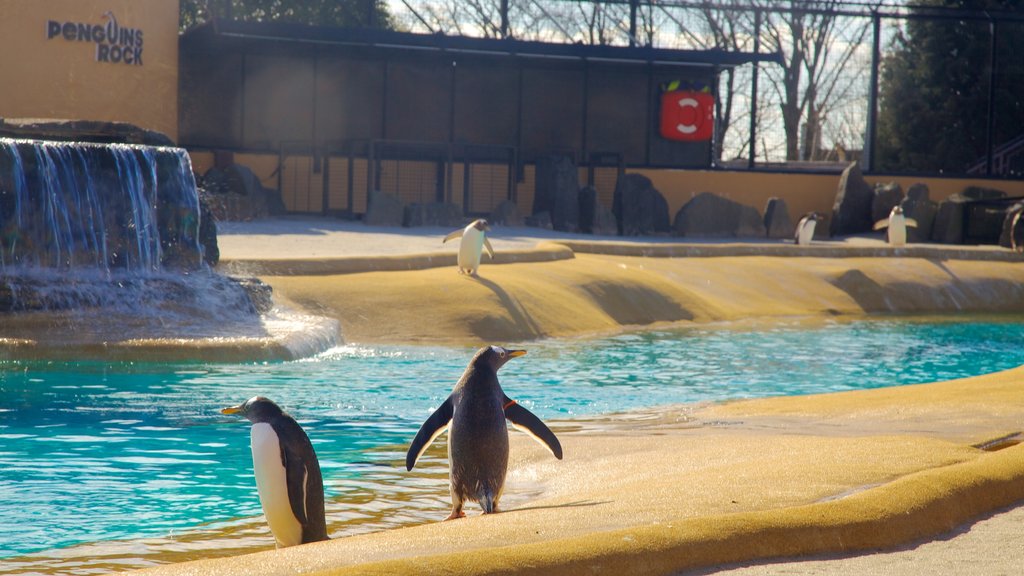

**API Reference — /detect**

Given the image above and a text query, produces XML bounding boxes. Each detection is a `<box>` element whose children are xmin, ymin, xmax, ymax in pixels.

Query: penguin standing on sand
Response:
<box><xmin>222</xmin><ymin>396</ymin><xmax>329</xmax><ymax>547</ymax></box>
<box><xmin>443</xmin><ymin>219</ymin><xmax>494</xmax><ymax>276</ymax></box>
<box><xmin>873</xmin><ymin>205</ymin><xmax>918</xmax><ymax>247</ymax></box>
<box><xmin>794</xmin><ymin>212</ymin><xmax>822</xmax><ymax>245</ymax></box>
<box><xmin>406</xmin><ymin>346</ymin><xmax>563</xmax><ymax>520</ymax></box>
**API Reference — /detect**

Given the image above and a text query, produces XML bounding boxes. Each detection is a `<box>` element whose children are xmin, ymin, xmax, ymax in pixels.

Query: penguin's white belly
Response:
<box><xmin>251</xmin><ymin>422</ymin><xmax>303</xmax><ymax>548</ymax></box>
<box><xmin>798</xmin><ymin>220</ymin><xmax>816</xmax><ymax>245</ymax></box>
<box><xmin>458</xmin><ymin>228</ymin><xmax>485</xmax><ymax>272</ymax></box>
<box><xmin>889</xmin><ymin>215</ymin><xmax>906</xmax><ymax>246</ymax></box>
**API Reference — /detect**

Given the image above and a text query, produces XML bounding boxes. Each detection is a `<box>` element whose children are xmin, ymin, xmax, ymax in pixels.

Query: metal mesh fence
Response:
<box><xmin>389</xmin><ymin>0</ymin><xmax>1024</xmax><ymax>178</ymax></box>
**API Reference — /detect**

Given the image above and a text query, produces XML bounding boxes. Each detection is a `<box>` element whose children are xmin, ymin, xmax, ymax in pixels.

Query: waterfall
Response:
<box><xmin>0</xmin><ymin>138</ymin><xmax>204</xmax><ymax>272</ymax></box>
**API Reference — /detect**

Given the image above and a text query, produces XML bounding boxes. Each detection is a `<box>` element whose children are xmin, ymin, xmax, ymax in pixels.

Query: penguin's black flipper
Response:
<box><xmin>279</xmin><ymin>420</ymin><xmax>330</xmax><ymax>543</ymax></box>
<box><xmin>503</xmin><ymin>396</ymin><xmax>563</xmax><ymax>460</ymax></box>
<box><xmin>277</xmin><ymin>420</ymin><xmax>313</xmax><ymax>527</ymax></box>
<box><xmin>406</xmin><ymin>397</ymin><xmax>454</xmax><ymax>471</ymax></box>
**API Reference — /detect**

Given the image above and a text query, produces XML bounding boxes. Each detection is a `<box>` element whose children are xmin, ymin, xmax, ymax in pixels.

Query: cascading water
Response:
<box><xmin>0</xmin><ymin>137</ymin><xmax>337</xmax><ymax>360</ymax></box>
<box><xmin>0</xmin><ymin>139</ymin><xmax>204</xmax><ymax>272</ymax></box>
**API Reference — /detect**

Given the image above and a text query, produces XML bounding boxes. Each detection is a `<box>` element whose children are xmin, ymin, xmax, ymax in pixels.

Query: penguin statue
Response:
<box><xmin>222</xmin><ymin>396</ymin><xmax>329</xmax><ymax>547</ymax></box>
<box><xmin>406</xmin><ymin>346</ymin><xmax>563</xmax><ymax>520</ymax></box>
<box><xmin>873</xmin><ymin>205</ymin><xmax>918</xmax><ymax>247</ymax></box>
<box><xmin>794</xmin><ymin>212</ymin><xmax>822</xmax><ymax>245</ymax></box>
<box><xmin>443</xmin><ymin>219</ymin><xmax>494</xmax><ymax>276</ymax></box>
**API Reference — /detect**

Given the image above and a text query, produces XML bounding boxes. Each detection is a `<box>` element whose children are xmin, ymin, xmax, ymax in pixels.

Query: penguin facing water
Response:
<box><xmin>794</xmin><ymin>212</ymin><xmax>822</xmax><ymax>245</ymax></box>
<box><xmin>873</xmin><ymin>205</ymin><xmax>918</xmax><ymax>246</ymax></box>
<box><xmin>443</xmin><ymin>219</ymin><xmax>494</xmax><ymax>276</ymax></box>
<box><xmin>222</xmin><ymin>396</ymin><xmax>329</xmax><ymax>547</ymax></box>
<box><xmin>406</xmin><ymin>346</ymin><xmax>563</xmax><ymax>520</ymax></box>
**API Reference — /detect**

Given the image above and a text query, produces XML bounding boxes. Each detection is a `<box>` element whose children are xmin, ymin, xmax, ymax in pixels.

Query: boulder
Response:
<box><xmin>830</xmin><ymin>162</ymin><xmax>874</xmax><ymax>236</ymax></box>
<box><xmin>403</xmin><ymin>202</ymin><xmax>464</xmax><ymax>227</ymax></box>
<box><xmin>906</xmin><ymin>183</ymin><xmax>931</xmax><ymax>202</ymax></box>
<box><xmin>524</xmin><ymin>211</ymin><xmax>553</xmax><ymax>230</ymax></box>
<box><xmin>201</xmin><ymin>164</ymin><xmax>285</xmax><ymax>221</ymax></box>
<box><xmin>673</xmin><ymin>192</ymin><xmax>766</xmax><ymax>238</ymax></box>
<box><xmin>612</xmin><ymin>174</ymin><xmax>671</xmax><ymax>236</ymax></box>
<box><xmin>489</xmin><ymin>200</ymin><xmax>523</xmax><ymax>227</ymax></box>
<box><xmin>900</xmin><ymin>197</ymin><xmax>938</xmax><ymax>244</ymax></box>
<box><xmin>0</xmin><ymin>117</ymin><xmax>175</xmax><ymax>146</ymax></box>
<box><xmin>871</xmin><ymin>182</ymin><xmax>903</xmax><ymax>226</ymax></box>
<box><xmin>763</xmin><ymin>197</ymin><xmax>795</xmax><ymax>239</ymax></box>
<box><xmin>931</xmin><ymin>187</ymin><xmax>1007</xmax><ymax>244</ymax></box>
<box><xmin>533</xmin><ymin>155</ymin><xmax>579</xmax><ymax>232</ymax></box>
<box><xmin>363</xmin><ymin>190</ymin><xmax>404</xmax><ymax>226</ymax></box>
<box><xmin>578</xmin><ymin>186</ymin><xmax>618</xmax><ymax>235</ymax></box>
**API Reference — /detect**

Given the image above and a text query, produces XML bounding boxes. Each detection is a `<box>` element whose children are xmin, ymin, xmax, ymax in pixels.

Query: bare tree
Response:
<box><xmin>756</xmin><ymin>0</ymin><xmax>871</xmax><ymax>161</ymax></box>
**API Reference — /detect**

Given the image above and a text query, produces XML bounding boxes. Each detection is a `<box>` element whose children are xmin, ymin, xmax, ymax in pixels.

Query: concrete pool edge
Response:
<box><xmin>217</xmin><ymin>239</ymin><xmax>1024</xmax><ymax>276</ymax></box>
<box><xmin>123</xmin><ymin>426</ymin><xmax>1024</xmax><ymax>576</ymax></box>
<box><xmin>315</xmin><ymin>443</ymin><xmax>1024</xmax><ymax>576</ymax></box>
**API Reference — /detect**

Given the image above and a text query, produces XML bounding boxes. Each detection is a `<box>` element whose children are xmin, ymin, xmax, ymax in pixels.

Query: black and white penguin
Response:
<box><xmin>443</xmin><ymin>219</ymin><xmax>494</xmax><ymax>276</ymax></box>
<box><xmin>794</xmin><ymin>212</ymin><xmax>822</xmax><ymax>245</ymax></box>
<box><xmin>221</xmin><ymin>396</ymin><xmax>329</xmax><ymax>547</ymax></box>
<box><xmin>406</xmin><ymin>346</ymin><xmax>563</xmax><ymax>520</ymax></box>
<box><xmin>873</xmin><ymin>205</ymin><xmax>918</xmax><ymax>246</ymax></box>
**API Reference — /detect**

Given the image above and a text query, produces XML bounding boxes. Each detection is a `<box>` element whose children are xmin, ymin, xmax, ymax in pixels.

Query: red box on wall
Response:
<box><xmin>659</xmin><ymin>91</ymin><xmax>714</xmax><ymax>142</ymax></box>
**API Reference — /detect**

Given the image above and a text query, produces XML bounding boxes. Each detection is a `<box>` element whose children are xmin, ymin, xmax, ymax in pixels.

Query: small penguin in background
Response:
<box><xmin>1011</xmin><ymin>211</ymin><xmax>1024</xmax><ymax>252</ymax></box>
<box><xmin>794</xmin><ymin>212</ymin><xmax>822</xmax><ymax>245</ymax></box>
<box><xmin>443</xmin><ymin>219</ymin><xmax>494</xmax><ymax>276</ymax></box>
<box><xmin>222</xmin><ymin>396</ymin><xmax>329</xmax><ymax>547</ymax></box>
<box><xmin>406</xmin><ymin>346</ymin><xmax>563</xmax><ymax>520</ymax></box>
<box><xmin>873</xmin><ymin>205</ymin><xmax>918</xmax><ymax>247</ymax></box>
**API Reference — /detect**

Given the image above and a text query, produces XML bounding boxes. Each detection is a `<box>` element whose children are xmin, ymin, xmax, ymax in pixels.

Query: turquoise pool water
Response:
<box><xmin>2</xmin><ymin>317</ymin><xmax>1024</xmax><ymax>571</ymax></box>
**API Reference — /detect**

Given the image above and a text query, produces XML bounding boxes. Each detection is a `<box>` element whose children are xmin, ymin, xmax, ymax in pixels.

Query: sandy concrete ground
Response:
<box><xmin>123</xmin><ymin>218</ymin><xmax>1024</xmax><ymax>575</ymax></box>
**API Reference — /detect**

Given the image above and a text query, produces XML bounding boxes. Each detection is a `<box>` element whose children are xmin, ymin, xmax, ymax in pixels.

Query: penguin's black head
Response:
<box><xmin>472</xmin><ymin>219</ymin><xmax>491</xmax><ymax>232</ymax></box>
<box><xmin>474</xmin><ymin>345</ymin><xmax>526</xmax><ymax>372</ymax></box>
<box><xmin>221</xmin><ymin>396</ymin><xmax>284</xmax><ymax>424</ymax></box>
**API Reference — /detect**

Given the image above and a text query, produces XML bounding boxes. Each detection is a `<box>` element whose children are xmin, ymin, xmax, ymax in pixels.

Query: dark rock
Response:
<box><xmin>578</xmin><ymin>186</ymin><xmax>618</xmax><ymax>235</ymax></box>
<box><xmin>830</xmin><ymin>162</ymin><xmax>875</xmax><ymax>236</ymax></box>
<box><xmin>489</xmin><ymin>200</ymin><xmax>523</xmax><ymax>227</ymax></box>
<box><xmin>363</xmin><ymin>190</ymin><xmax>404</xmax><ymax>226</ymax></box>
<box><xmin>871</xmin><ymin>182</ymin><xmax>903</xmax><ymax>226</ymax></box>
<box><xmin>931</xmin><ymin>187</ymin><xmax>1007</xmax><ymax>244</ymax></box>
<box><xmin>1</xmin><ymin>139</ymin><xmax>206</xmax><ymax>272</ymax></box>
<box><xmin>0</xmin><ymin>118</ymin><xmax>175</xmax><ymax>146</ymax></box>
<box><xmin>763</xmin><ymin>197</ymin><xmax>795</xmax><ymax>239</ymax></box>
<box><xmin>533</xmin><ymin>155</ymin><xmax>579</xmax><ymax>232</ymax></box>
<box><xmin>612</xmin><ymin>174</ymin><xmax>671</xmax><ymax>236</ymax></box>
<box><xmin>200</xmin><ymin>164</ymin><xmax>285</xmax><ymax>221</ymax></box>
<box><xmin>673</xmin><ymin>192</ymin><xmax>766</xmax><ymax>238</ymax></box>
<box><xmin>525</xmin><ymin>211</ymin><xmax>553</xmax><ymax>230</ymax></box>
<box><xmin>403</xmin><ymin>202</ymin><xmax>463</xmax><ymax>227</ymax></box>
<box><xmin>198</xmin><ymin>198</ymin><xmax>220</xmax><ymax>267</ymax></box>
<box><xmin>231</xmin><ymin>276</ymin><xmax>274</xmax><ymax>314</ymax></box>
<box><xmin>906</xmin><ymin>183</ymin><xmax>930</xmax><ymax>202</ymax></box>
<box><xmin>900</xmin><ymin>198</ymin><xmax>938</xmax><ymax>244</ymax></box>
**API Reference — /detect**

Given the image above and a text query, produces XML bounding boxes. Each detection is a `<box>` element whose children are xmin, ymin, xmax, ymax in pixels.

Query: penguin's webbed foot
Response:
<box><xmin>445</xmin><ymin>509</ymin><xmax>466</xmax><ymax>521</ymax></box>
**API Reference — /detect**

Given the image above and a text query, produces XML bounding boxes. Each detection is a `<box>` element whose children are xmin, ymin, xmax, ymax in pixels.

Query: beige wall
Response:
<box><xmin>0</xmin><ymin>0</ymin><xmax>179</xmax><ymax>141</ymax></box>
<box><xmin>634</xmin><ymin>168</ymin><xmax>1024</xmax><ymax>221</ymax></box>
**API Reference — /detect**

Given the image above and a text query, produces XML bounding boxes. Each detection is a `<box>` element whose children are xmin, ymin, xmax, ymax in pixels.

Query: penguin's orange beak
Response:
<box><xmin>507</xmin><ymin>350</ymin><xmax>526</xmax><ymax>358</ymax></box>
<box><xmin>221</xmin><ymin>405</ymin><xmax>243</xmax><ymax>415</ymax></box>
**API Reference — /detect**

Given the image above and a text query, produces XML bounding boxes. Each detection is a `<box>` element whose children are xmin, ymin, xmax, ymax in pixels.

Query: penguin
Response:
<box><xmin>443</xmin><ymin>219</ymin><xmax>494</xmax><ymax>276</ymax></box>
<box><xmin>406</xmin><ymin>346</ymin><xmax>563</xmax><ymax>520</ymax></box>
<box><xmin>1012</xmin><ymin>210</ymin><xmax>1024</xmax><ymax>253</ymax></box>
<box><xmin>221</xmin><ymin>396</ymin><xmax>329</xmax><ymax>547</ymax></box>
<box><xmin>873</xmin><ymin>205</ymin><xmax>918</xmax><ymax>246</ymax></box>
<box><xmin>794</xmin><ymin>212</ymin><xmax>822</xmax><ymax>245</ymax></box>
